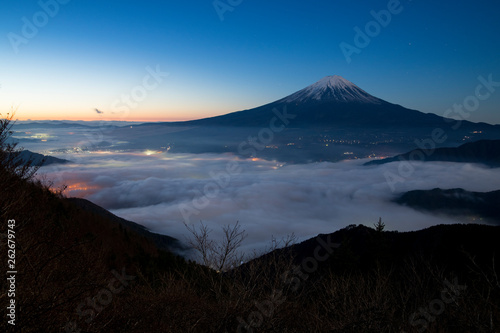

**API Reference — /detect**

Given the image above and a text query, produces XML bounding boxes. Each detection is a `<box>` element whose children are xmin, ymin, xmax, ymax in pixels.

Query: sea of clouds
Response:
<box><xmin>37</xmin><ymin>150</ymin><xmax>500</xmax><ymax>256</ymax></box>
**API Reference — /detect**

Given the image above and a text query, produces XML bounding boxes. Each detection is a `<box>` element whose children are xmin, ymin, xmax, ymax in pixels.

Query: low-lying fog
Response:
<box><xmin>37</xmin><ymin>150</ymin><xmax>500</xmax><ymax>256</ymax></box>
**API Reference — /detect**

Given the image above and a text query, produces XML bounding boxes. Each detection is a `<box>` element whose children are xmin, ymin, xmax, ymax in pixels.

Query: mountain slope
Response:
<box><xmin>395</xmin><ymin>188</ymin><xmax>500</xmax><ymax>223</ymax></box>
<box><xmin>364</xmin><ymin>139</ymin><xmax>500</xmax><ymax>167</ymax></box>
<box><xmin>0</xmin><ymin>163</ymin><xmax>191</xmax><ymax>332</ymax></box>
<box><xmin>264</xmin><ymin>223</ymin><xmax>500</xmax><ymax>272</ymax></box>
<box><xmin>67</xmin><ymin>197</ymin><xmax>187</xmax><ymax>253</ymax></box>
<box><xmin>18</xmin><ymin>149</ymin><xmax>70</xmax><ymax>166</ymax></box>
<box><xmin>147</xmin><ymin>75</ymin><xmax>493</xmax><ymax>130</ymax></box>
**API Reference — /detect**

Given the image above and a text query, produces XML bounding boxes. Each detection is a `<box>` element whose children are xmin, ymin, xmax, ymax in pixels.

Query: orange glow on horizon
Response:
<box><xmin>15</xmin><ymin>115</ymin><xmax>200</xmax><ymax>123</ymax></box>
<box><xmin>11</xmin><ymin>104</ymin><xmax>234</xmax><ymax>123</ymax></box>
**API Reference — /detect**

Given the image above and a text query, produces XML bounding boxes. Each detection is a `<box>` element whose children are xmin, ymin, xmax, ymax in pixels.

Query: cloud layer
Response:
<box><xmin>39</xmin><ymin>151</ymin><xmax>500</xmax><ymax>255</ymax></box>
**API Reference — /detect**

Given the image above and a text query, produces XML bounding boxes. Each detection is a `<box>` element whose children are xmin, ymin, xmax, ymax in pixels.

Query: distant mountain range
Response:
<box><xmin>364</xmin><ymin>139</ymin><xmax>500</xmax><ymax>167</ymax></box>
<box><xmin>395</xmin><ymin>188</ymin><xmax>500</xmax><ymax>224</ymax></box>
<box><xmin>110</xmin><ymin>76</ymin><xmax>500</xmax><ymax>163</ymax></box>
<box><xmin>13</xmin><ymin>121</ymin><xmax>93</xmax><ymax>129</ymax></box>
<box><xmin>13</xmin><ymin>120</ymin><xmax>138</xmax><ymax>129</ymax></box>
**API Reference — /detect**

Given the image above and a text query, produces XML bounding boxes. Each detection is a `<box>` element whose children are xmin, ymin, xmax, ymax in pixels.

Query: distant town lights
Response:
<box><xmin>144</xmin><ymin>150</ymin><xmax>161</xmax><ymax>156</ymax></box>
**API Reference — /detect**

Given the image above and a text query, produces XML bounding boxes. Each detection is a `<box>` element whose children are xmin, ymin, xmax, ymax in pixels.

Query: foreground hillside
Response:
<box><xmin>396</xmin><ymin>188</ymin><xmax>500</xmax><ymax>224</ymax></box>
<box><xmin>1</xmin><ymin>117</ymin><xmax>500</xmax><ymax>332</ymax></box>
<box><xmin>2</xmin><ymin>164</ymin><xmax>500</xmax><ymax>332</ymax></box>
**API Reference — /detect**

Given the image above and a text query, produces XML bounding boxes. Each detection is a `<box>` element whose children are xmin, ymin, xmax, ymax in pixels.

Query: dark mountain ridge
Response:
<box><xmin>67</xmin><ymin>197</ymin><xmax>187</xmax><ymax>253</ymax></box>
<box><xmin>17</xmin><ymin>149</ymin><xmax>70</xmax><ymax>166</ymax></box>
<box><xmin>365</xmin><ymin>139</ymin><xmax>500</xmax><ymax>167</ymax></box>
<box><xmin>395</xmin><ymin>188</ymin><xmax>500</xmax><ymax>223</ymax></box>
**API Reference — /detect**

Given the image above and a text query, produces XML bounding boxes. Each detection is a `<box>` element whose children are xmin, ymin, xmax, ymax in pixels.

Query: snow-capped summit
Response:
<box><xmin>280</xmin><ymin>75</ymin><xmax>383</xmax><ymax>104</ymax></box>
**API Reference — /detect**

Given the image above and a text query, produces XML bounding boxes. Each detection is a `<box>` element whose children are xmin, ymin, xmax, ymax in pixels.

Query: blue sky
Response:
<box><xmin>1</xmin><ymin>0</ymin><xmax>499</xmax><ymax>123</ymax></box>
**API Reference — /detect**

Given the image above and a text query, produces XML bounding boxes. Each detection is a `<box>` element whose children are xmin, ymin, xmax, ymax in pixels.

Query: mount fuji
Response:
<box><xmin>117</xmin><ymin>76</ymin><xmax>500</xmax><ymax>162</ymax></box>
<box><xmin>166</xmin><ymin>75</ymin><xmax>457</xmax><ymax>128</ymax></box>
<box><xmin>278</xmin><ymin>75</ymin><xmax>382</xmax><ymax>104</ymax></box>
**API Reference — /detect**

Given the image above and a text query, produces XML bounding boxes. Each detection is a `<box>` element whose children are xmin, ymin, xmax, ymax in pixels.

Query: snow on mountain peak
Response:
<box><xmin>280</xmin><ymin>75</ymin><xmax>382</xmax><ymax>104</ymax></box>
<box><xmin>316</xmin><ymin>75</ymin><xmax>353</xmax><ymax>88</ymax></box>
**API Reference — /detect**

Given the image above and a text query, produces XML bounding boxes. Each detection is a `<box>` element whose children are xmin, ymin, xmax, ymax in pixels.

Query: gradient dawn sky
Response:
<box><xmin>1</xmin><ymin>0</ymin><xmax>500</xmax><ymax>123</ymax></box>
